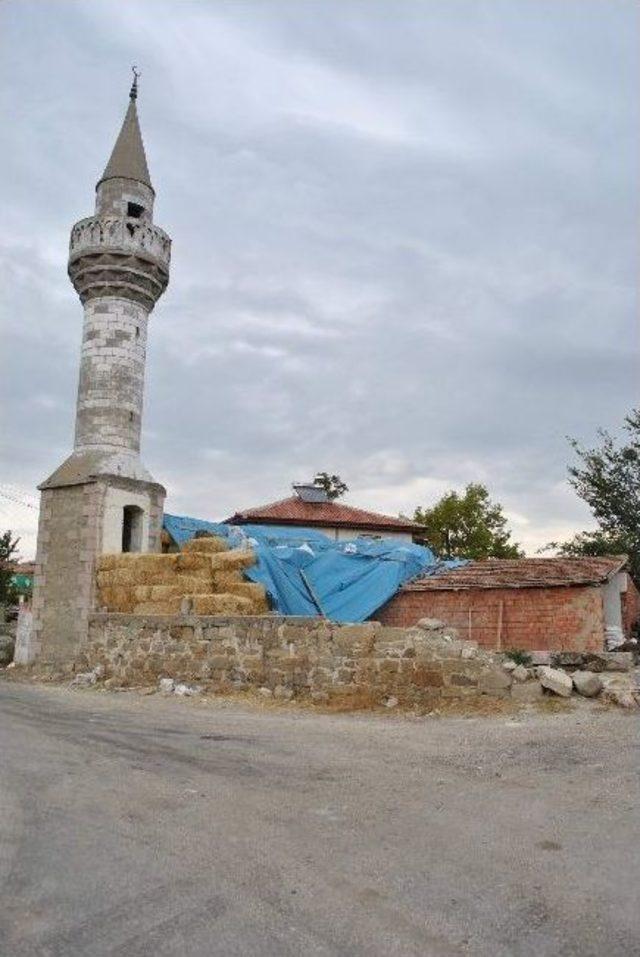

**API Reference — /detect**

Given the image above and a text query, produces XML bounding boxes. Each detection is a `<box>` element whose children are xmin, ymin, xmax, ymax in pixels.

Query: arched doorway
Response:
<box><xmin>122</xmin><ymin>505</ymin><xmax>144</xmax><ymax>553</ymax></box>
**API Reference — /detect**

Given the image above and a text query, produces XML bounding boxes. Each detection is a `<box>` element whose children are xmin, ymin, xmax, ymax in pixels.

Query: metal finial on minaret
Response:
<box><xmin>130</xmin><ymin>65</ymin><xmax>140</xmax><ymax>100</ymax></box>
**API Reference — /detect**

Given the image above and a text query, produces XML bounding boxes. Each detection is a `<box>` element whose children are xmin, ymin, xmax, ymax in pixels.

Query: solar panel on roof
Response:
<box><xmin>292</xmin><ymin>483</ymin><xmax>329</xmax><ymax>503</ymax></box>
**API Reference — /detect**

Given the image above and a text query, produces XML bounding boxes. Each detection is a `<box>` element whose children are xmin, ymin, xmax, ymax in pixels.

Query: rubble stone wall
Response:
<box><xmin>83</xmin><ymin>613</ymin><xmax>514</xmax><ymax>705</ymax></box>
<box><xmin>375</xmin><ymin>585</ymin><xmax>606</xmax><ymax>652</ymax></box>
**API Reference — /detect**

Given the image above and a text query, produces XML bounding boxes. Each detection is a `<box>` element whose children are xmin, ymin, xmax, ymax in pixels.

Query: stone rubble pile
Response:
<box><xmin>496</xmin><ymin>652</ymin><xmax>638</xmax><ymax>708</ymax></box>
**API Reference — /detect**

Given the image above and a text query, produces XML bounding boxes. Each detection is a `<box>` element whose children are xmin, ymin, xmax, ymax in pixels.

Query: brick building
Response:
<box><xmin>376</xmin><ymin>557</ymin><xmax>638</xmax><ymax>653</ymax></box>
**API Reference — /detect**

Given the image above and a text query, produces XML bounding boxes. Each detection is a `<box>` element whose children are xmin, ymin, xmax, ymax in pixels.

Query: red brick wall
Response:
<box><xmin>622</xmin><ymin>575</ymin><xmax>640</xmax><ymax>637</ymax></box>
<box><xmin>375</xmin><ymin>585</ymin><xmax>606</xmax><ymax>652</ymax></box>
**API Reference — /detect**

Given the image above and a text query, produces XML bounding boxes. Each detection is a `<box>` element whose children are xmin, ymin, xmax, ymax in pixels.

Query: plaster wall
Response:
<box><xmin>101</xmin><ymin>486</ymin><xmax>153</xmax><ymax>553</ymax></box>
<box><xmin>282</xmin><ymin>525</ymin><xmax>413</xmax><ymax>544</ymax></box>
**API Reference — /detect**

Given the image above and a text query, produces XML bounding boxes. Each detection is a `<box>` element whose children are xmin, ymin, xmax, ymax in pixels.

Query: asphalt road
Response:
<box><xmin>0</xmin><ymin>682</ymin><xmax>638</xmax><ymax>957</ymax></box>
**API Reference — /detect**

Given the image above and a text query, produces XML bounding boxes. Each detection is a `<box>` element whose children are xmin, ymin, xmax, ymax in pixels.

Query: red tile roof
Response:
<box><xmin>226</xmin><ymin>496</ymin><xmax>419</xmax><ymax>533</ymax></box>
<box><xmin>405</xmin><ymin>556</ymin><xmax>627</xmax><ymax>591</ymax></box>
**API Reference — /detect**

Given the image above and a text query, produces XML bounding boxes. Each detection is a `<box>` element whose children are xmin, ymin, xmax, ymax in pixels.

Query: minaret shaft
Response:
<box><xmin>74</xmin><ymin>298</ymin><xmax>149</xmax><ymax>454</ymax></box>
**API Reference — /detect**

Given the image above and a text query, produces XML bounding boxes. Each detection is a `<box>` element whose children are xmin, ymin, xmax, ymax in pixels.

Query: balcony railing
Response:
<box><xmin>69</xmin><ymin>217</ymin><xmax>171</xmax><ymax>269</ymax></box>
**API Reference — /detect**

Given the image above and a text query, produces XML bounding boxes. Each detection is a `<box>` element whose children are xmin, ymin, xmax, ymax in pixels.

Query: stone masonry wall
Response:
<box><xmin>82</xmin><ymin>613</ymin><xmax>513</xmax><ymax>705</ymax></box>
<box><xmin>376</xmin><ymin>585</ymin><xmax>605</xmax><ymax>652</ymax></box>
<box><xmin>75</xmin><ymin>297</ymin><xmax>150</xmax><ymax>454</ymax></box>
<box><xmin>32</xmin><ymin>483</ymin><xmax>105</xmax><ymax>664</ymax></box>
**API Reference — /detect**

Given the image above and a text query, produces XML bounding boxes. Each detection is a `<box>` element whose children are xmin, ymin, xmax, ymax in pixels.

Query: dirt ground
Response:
<box><xmin>1</xmin><ymin>679</ymin><xmax>638</xmax><ymax>956</ymax></box>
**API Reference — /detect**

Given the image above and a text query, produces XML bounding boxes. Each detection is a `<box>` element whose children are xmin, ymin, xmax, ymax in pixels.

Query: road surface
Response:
<box><xmin>0</xmin><ymin>681</ymin><xmax>637</xmax><ymax>956</ymax></box>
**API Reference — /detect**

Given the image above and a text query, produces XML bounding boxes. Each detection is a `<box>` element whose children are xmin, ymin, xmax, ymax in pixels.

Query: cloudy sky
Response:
<box><xmin>1</xmin><ymin>0</ymin><xmax>638</xmax><ymax>558</ymax></box>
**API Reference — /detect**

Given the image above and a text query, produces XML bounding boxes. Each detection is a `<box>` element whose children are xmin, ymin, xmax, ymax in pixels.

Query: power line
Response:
<box><xmin>0</xmin><ymin>487</ymin><xmax>39</xmax><ymax>511</ymax></box>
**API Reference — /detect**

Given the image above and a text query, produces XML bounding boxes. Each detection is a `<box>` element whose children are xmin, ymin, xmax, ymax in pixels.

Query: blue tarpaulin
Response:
<box><xmin>163</xmin><ymin>513</ymin><xmax>464</xmax><ymax>623</ymax></box>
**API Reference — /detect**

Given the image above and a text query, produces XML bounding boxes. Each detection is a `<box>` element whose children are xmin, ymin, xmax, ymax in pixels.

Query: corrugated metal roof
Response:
<box><xmin>403</xmin><ymin>556</ymin><xmax>627</xmax><ymax>591</ymax></box>
<box><xmin>226</xmin><ymin>496</ymin><xmax>420</xmax><ymax>533</ymax></box>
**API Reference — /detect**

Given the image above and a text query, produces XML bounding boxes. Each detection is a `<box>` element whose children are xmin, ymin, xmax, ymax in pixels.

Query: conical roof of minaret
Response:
<box><xmin>97</xmin><ymin>81</ymin><xmax>153</xmax><ymax>191</ymax></box>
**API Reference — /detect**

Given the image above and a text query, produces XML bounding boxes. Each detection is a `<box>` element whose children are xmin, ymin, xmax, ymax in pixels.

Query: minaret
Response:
<box><xmin>30</xmin><ymin>73</ymin><xmax>171</xmax><ymax>666</ymax></box>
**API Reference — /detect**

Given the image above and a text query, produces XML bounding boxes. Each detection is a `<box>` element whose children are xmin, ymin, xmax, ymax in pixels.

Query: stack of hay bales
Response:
<box><xmin>96</xmin><ymin>534</ymin><xmax>269</xmax><ymax>616</ymax></box>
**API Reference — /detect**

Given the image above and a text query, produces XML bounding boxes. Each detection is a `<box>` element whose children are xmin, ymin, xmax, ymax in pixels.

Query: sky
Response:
<box><xmin>0</xmin><ymin>0</ymin><xmax>638</xmax><ymax>559</ymax></box>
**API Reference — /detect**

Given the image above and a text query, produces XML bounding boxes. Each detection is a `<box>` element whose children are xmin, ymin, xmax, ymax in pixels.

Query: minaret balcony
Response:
<box><xmin>69</xmin><ymin>216</ymin><xmax>171</xmax><ymax>268</ymax></box>
<box><xmin>68</xmin><ymin>216</ymin><xmax>171</xmax><ymax>308</ymax></box>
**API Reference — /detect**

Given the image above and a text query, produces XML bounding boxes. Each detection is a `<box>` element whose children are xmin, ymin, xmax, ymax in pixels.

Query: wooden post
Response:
<box><xmin>496</xmin><ymin>600</ymin><xmax>504</xmax><ymax>651</ymax></box>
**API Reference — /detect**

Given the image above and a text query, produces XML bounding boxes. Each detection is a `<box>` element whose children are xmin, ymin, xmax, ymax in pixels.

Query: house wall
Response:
<box><xmin>314</xmin><ymin>526</ymin><xmax>413</xmax><ymax>543</ymax></box>
<box><xmin>375</xmin><ymin>584</ymin><xmax>607</xmax><ymax>653</ymax></box>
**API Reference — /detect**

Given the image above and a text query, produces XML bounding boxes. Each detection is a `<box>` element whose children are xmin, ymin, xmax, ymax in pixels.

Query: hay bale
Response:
<box><xmin>176</xmin><ymin>552</ymin><xmax>214</xmax><ymax>575</ymax></box>
<box><xmin>102</xmin><ymin>553</ymin><xmax>176</xmax><ymax>573</ymax></box>
<box><xmin>97</xmin><ymin>569</ymin><xmax>137</xmax><ymax>587</ymax></box>
<box><xmin>209</xmin><ymin>550</ymin><xmax>255</xmax><ymax>573</ymax></box>
<box><xmin>225</xmin><ymin>582</ymin><xmax>267</xmax><ymax>604</ymax></box>
<box><xmin>146</xmin><ymin>585</ymin><xmax>189</xmax><ymax>601</ymax></box>
<box><xmin>97</xmin><ymin>554</ymin><xmax>121</xmax><ymax>572</ymax></box>
<box><xmin>169</xmin><ymin>574</ymin><xmax>213</xmax><ymax>594</ymax></box>
<box><xmin>212</xmin><ymin>570</ymin><xmax>245</xmax><ymax>590</ymax></box>
<box><xmin>192</xmin><ymin>593</ymin><xmax>254</xmax><ymax>615</ymax></box>
<box><xmin>132</xmin><ymin>585</ymin><xmax>153</xmax><ymax>602</ymax></box>
<box><xmin>183</xmin><ymin>536</ymin><xmax>229</xmax><ymax>554</ymax></box>
<box><xmin>133</xmin><ymin>597</ymin><xmax>181</xmax><ymax>615</ymax></box>
<box><xmin>97</xmin><ymin>585</ymin><xmax>135</xmax><ymax>613</ymax></box>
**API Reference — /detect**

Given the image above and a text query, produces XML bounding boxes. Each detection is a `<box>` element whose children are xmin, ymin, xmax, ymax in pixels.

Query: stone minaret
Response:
<box><xmin>30</xmin><ymin>75</ymin><xmax>171</xmax><ymax>665</ymax></box>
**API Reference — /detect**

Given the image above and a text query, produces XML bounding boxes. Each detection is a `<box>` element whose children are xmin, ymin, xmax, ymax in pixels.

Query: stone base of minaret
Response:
<box><xmin>30</xmin><ymin>476</ymin><xmax>164</xmax><ymax>667</ymax></box>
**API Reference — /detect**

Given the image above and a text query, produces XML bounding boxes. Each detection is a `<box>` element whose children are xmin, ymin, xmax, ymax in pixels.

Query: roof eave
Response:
<box><xmin>227</xmin><ymin>514</ymin><xmax>419</xmax><ymax>533</ymax></box>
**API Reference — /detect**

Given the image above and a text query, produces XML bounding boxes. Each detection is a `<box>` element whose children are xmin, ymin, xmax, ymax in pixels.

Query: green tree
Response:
<box><xmin>414</xmin><ymin>483</ymin><xmax>523</xmax><ymax>560</ymax></box>
<box><xmin>543</xmin><ymin>409</ymin><xmax>640</xmax><ymax>581</ymax></box>
<box><xmin>0</xmin><ymin>530</ymin><xmax>21</xmax><ymax>606</ymax></box>
<box><xmin>313</xmin><ymin>472</ymin><xmax>349</xmax><ymax>500</ymax></box>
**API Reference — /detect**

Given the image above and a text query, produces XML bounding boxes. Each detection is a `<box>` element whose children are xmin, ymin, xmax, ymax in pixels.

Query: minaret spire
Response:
<box><xmin>97</xmin><ymin>68</ymin><xmax>152</xmax><ymax>191</ymax></box>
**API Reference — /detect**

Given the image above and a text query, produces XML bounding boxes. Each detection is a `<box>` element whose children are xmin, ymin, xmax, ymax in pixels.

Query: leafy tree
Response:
<box><xmin>0</xmin><ymin>530</ymin><xmax>21</xmax><ymax>606</ymax></box>
<box><xmin>313</xmin><ymin>472</ymin><xmax>349</xmax><ymax>500</ymax></box>
<box><xmin>414</xmin><ymin>483</ymin><xmax>523</xmax><ymax>560</ymax></box>
<box><xmin>543</xmin><ymin>409</ymin><xmax>640</xmax><ymax>581</ymax></box>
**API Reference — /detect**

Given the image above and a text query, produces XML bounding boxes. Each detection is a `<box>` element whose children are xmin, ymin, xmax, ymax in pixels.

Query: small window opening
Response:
<box><xmin>122</xmin><ymin>505</ymin><xmax>144</xmax><ymax>553</ymax></box>
<box><xmin>135</xmin><ymin>326</ymin><xmax>140</xmax><ymax>338</ymax></box>
<box><xmin>127</xmin><ymin>202</ymin><xmax>144</xmax><ymax>219</ymax></box>
<box><xmin>129</xmin><ymin>411</ymin><xmax>135</xmax><ymax>422</ymax></box>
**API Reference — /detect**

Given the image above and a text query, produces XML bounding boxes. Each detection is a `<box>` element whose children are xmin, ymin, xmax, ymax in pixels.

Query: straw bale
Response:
<box><xmin>97</xmin><ymin>585</ymin><xmax>135</xmax><ymax>613</ymax></box>
<box><xmin>133</xmin><ymin>598</ymin><xmax>181</xmax><ymax>615</ymax></box>
<box><xmin>97</xmin><ymin>555</ymin><xmax>121</xmax><ymax>572</ymax></box>
<box><xmin>146</xmin><ymin>585</ymin><xmax>187</xmax><ymax>601</ymax></box>
<box><xmin>105</xmin><ymin>553</ymin><xmax>177</xmax><ymax>573</ymax></box>
<box><xmin>209</xmin><ymin>550</ymin><xmax>255</xmax><ymax>573</ymax></box>
<box><xmin>170</xmin><ymin>575</ymin><xmax>213</xmax><ymax>594</ymax></box>
<box><xmin>212</xmin><ymin>570</ymin><xmax>244</xmax><ymax>590</ymax></box>
<box><xmin>225</xmin><ymin>582</ymin><xmax>267</xmax><ymax>604</ymax></box>
<box><xmin>192</xmin><ymin>593</ymin><xmax>254</xmax><ymax>616</ymax></box>
<box><xmin>176</xmin><ymin>552</ymin><xmax>213</xmax><ymax>574</ymax></box>
<box><xmin>132</xmin><ymin>585</ymin><xmax>153</xmax><ymax>602</ymax></box>
<box><xmin>183</xmin><ymin>536</ymin><xmax>230</xmax><ymax>555</ymax></box>
<box><xmin>97</xmin><ymin>569</ymin><xmax>137</xmax><ymax>587</ymax></box>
